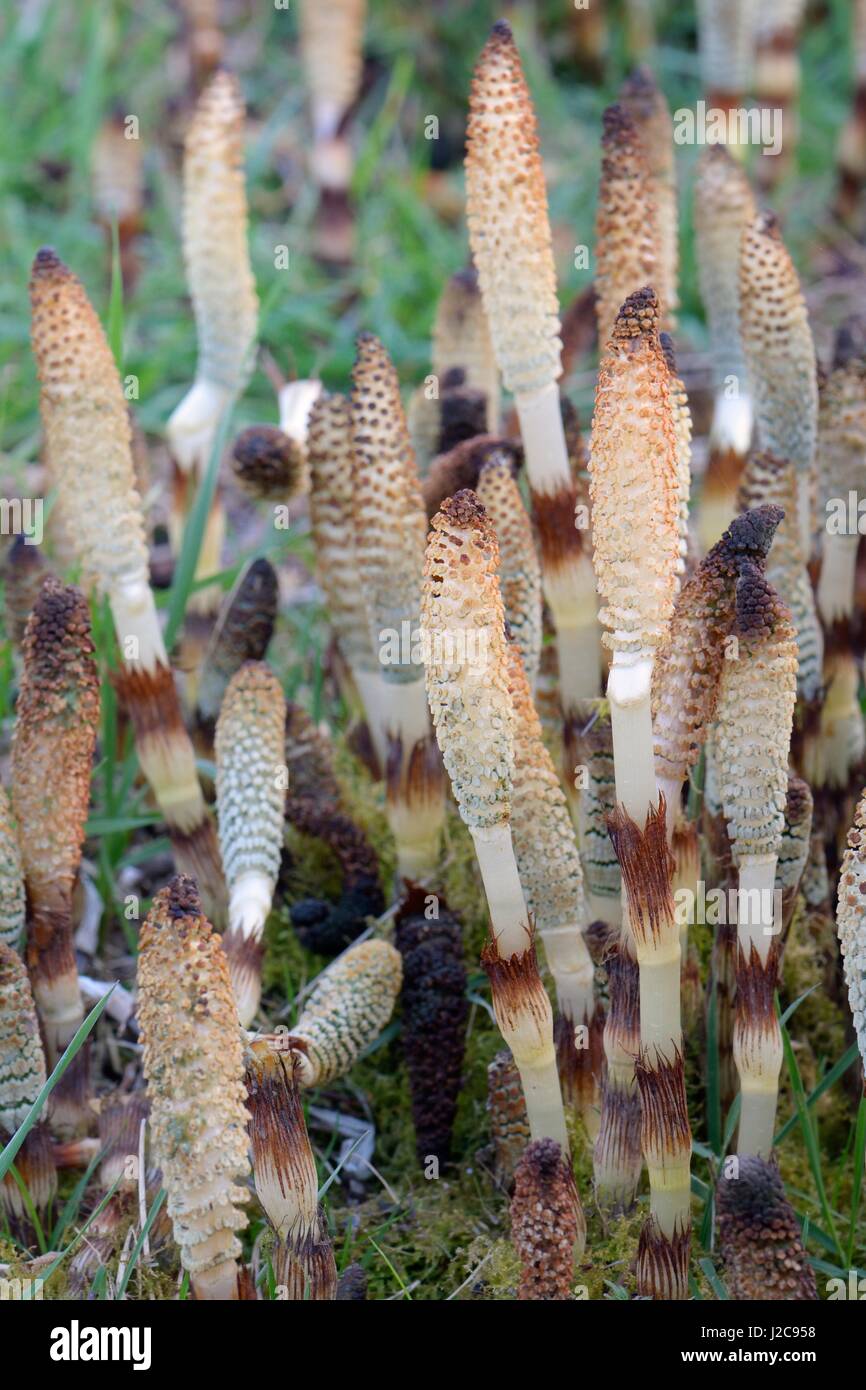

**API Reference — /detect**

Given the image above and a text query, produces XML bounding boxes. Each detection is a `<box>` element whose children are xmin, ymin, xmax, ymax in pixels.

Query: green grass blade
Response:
<box><xmin>366</xmin><ymin>1234</ymin><xmax>410</xmax><ymax>1298</ymax></box>
<box><xmin>7</xmin><ymin>1163</ymin><xmax>46</xmax><ymax>1252</ymax></box>
<box><xmin>706</xmin><ymin>979</ymin><xmax>721</xmax><ymax>1155</ymax></box>
<box><xmin>21</xmin><ymin>1172</ymin><xmax>124</xmax><ymax>1298</ymax></box>
<box><xmin>698</xmin><ymin>1256</ymin><xmax>728</xmax><ymax>1300</ymax></box>
<box><xmin>774</xmin><ymin>1042</ymin><xmax>859</xmax><ymax>1146</ymax></box>
<box><xmin>164</xmin><ymin>405</ymin><xmax>234</xmax><ymax>651</ymax></box>
<box><xmin>51</xmin><ymin>1144</ymin><xmax>105</xmax><ymax>1247</ymax></box>
<box><xmin>847</xmin><ymin>1096</ymin><xmax>866</xmax><ymax>1266</ymax></box>
<box><xmin>351</xmin><ymin>55</ymin><xmax>415</xmax><ymax>201</ymax></box>
<box><xmin>721</xmin><ymin>1094</ymin><xmax>741</xmax><ymax>1156</ymax></box>
<box><xmin>780</xmin><ymin>1016</ymin><xmax>844</xmax><ymax>1263</ymax></box>
<box><xmin>0</xmin><ymin>989</ymin><xmax>114</xmax><ymax>1181</ymax></box>
<box><xmin>115</xmin><ymin>1187</ymin><xmax>167</xmax><ymax>1299</ymax></box>
<box><xmin>107</xmin><ymin>218</ymin><xmax>124</xmax><ymax>369</ymax></box>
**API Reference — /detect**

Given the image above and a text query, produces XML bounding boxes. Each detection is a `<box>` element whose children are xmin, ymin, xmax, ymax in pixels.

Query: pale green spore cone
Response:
<box><xmin>0</xmin><ymin>941</ymin><xmax>47</xmax><ymax>1131</ymax></box>
<box><xmin>288</xmin><ymin>939</ymin><xmax>403</xmax><ymax>1087</ymax></box>
<box><xmin>0</xmin><ymin>788</ymin><xmax>25</xmax><ymax>951</ymax></box>
<box><xmin>215</xmin><ymin>660</ymin><xmax>287</xmax><ymax>920</ymax></box>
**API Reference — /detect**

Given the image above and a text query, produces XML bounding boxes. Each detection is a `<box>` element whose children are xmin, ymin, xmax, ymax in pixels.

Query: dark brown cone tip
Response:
<box><xmin>354</xmin><ymin>330</ymin><xmax>385</xmax><ymax>360</ymax></box>
<box><xmin>621</xmin><ymin>65</ymin><xmax>657</xmax><ymax>100</ymax></box>
<box><xmin>25</xmin><ymin>578</ymin><xmax>94</xmax><ymax>671</ymax></box>
<box><xmin>754</xmin><ymin>210</ymin><xmax>781</xmax><ymax>241</ymax></box>
<box><xmin>423</xmin><ymin>435</ymin><xmax>522</xmax><ymax>517</ymax></box>
<box><xmin>523</xmin><ymin>1136</ymin><xmax>566</xmax><ymax>1181</ymax></box>
<box><xmin>437</xmin><ymin>487</ymin><xmax>489</xmax><ymax>530</ymax></box>
<box><xmin>489</xmin><ymin>19</ymin><xmax>514</xmax><ymax>45</ymax></box>
<box><xmin>601</xmin><ymin>101</ymin><xmax>638</xmax><ymax>145</ymax></box>
<box><xmin>158</xmin><ymin>873</ymin><xmax>205</xmax><ymax>923</ymax></box>
<box><xmin>232</xmin><ymin>425</ymin><xmax>299</xmax><ymax>475</ymax></box>
<box><xmin>31</xmin><ymin>246</ymin><xmax>68</xmax><ymax>280</ymax></box>
<box><xmin>722</xmin><ymin>504</ymin><xmax>784</xmax><ymax>559</ymax></box>
<box><xmin>612</xmin><ymin>285</ymin><xmax>661</xmax><ymax>339</ymax></box>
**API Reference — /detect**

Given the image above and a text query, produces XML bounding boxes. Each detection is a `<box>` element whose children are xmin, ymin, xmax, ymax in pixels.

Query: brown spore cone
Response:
<box><xmin>394</xmin><ymin>884</ymin><xmax>468</xmax><ymax>1167</ymax></box>
<box><xmin>716</xmin><ymin>1154</ymin><xmax>818</xmax><ymax>1300</ymax></box>
<box><xmin>510</xmin><ymin>1138</ymin><xmax>581</xmax><ymax>1300</ymax></box>
<box><xmin>283</xmin><ymin>796</ymin><xmax>384</xmax><ymax>956</ymax></box>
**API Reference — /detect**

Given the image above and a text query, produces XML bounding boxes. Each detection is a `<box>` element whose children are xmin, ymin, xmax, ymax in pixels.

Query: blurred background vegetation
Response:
<box><xmin>0</xmin><ymin>0</ymin><xmax>856</xmax><ymax>460</ymax></box>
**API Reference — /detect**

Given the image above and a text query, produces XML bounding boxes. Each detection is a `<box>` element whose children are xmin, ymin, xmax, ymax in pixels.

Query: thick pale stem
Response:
<box><xmin>657</xmin><ymin>775</ymin><xmax>683</xmax><ymax>844</ymax></box>
<box><xmin>381</xmin><ymin>676</ymin><xmax>444</xmax><ymax>883</ymax></box>
<box><xmin>515</xmin><ymin>383</ymin><xmax>570</xmax><ymax>493</ymax></box>
<box><xmin>167</xmin><ymin>378</ymin><xmax>233</xmax><ymax>476</ymax></box>
<box><xmin>638</xmin><ymin>953</ymin><xmax>682</xmax><ymax>1057</ymax></box>
<box><xmin>191</xmin><ymin>1261</ymin><xmax>240</xmax><ymax>1301</ymax></box>
<box><xmin>380</xmin><ymin>674</ymin><xmax>430</xmax><ymax>749</ymax></box>
<box><xmin>277</xmin><ymin>379</ymin><xmax>323</xmax><ymax>443</ymax></box>
<box><xmin>185</xmin><ymin>498</ymin><xmax>226</xmax><ymax>622</ymax></box>
<box><xmin>513</xmin><ymin>1052</ymin><xmax>570</xmax><ymax>1152</ymax></box>
<box><xmin>737</xmin><ymin>1090</ymin><xmax>779</xmax><ymax>1160</ymax></box>
<box><xmin>109</xmin><ymin>575</ymin><xmax>169</xmax><ymax>672</ymax></box>
<box><xmin>555</xmin><ymin>610</ymin><xmax>604</xmax><ymax>711</ymax></box>
<box><xmin>228</xmin><ymin>870</ymin><xmax>273</xmax><ymax>938</ymax></box>
<box><xmin>817</xmin><ymin>533</ymin><xmax>858</xmax><ymax>625</ymax></box>
<box><xmin>586</xmin><ymin>890</ymin><xmax>620</xmax><ymax>927</ymax></box>
<box><xmin>737</xmin><ymin>855</ymin><xmax>779</xmax><ymax>960</ymax></box>
<box><xmin>710</xmin><ymin>392</ymin><xmax>753</xmax><ymax>456</ymax></box>
<box><xmin>136</xmin><ymin>730</ymin><xmax>207</xmax><ymax>834</ymax></box>
<box><xmin>650</xmin><ymin>1171</ymin><xmax>692</xmax><ymax>1240</ymax></box>
<box><xmin>734</xmin><ymin>854</ymin><xmax>782</xmax><ymax>1159</ymax></box>
<box><xmin>607</xmin><ymin>658</ymin><xmax>659</xmax><ymax>825</ymax></box>
<box><xmin>33</xmin><ymin>970</ymin><xmax>85</xmax><ymax>1062</ymax></box>
<box><xmin>351</xmin><ymin>666</ymin><xmax>391</xmax><ymax>772</ymax></box>
<box><xmin>470</xmin><ymin>824</ymin><xmax>531</xmax><ymax>958</ymax></box>
<box><xmin>541</xmin><ymin>922</ymin><xmax>595</xmax><ymax>1024</ymax></box>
